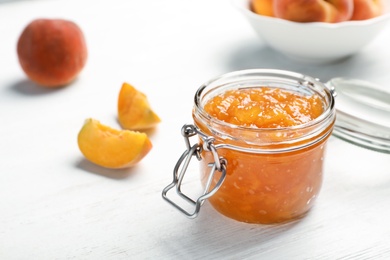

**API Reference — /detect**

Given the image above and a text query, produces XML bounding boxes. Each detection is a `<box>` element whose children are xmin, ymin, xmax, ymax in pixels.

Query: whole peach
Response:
<box><xmin>251</xmin><ymin>0</ymin><xmax>275</xmax><ymax>17</ymax></box>
<box><xmin>351</xmin><ymin>0</ymin><xmax>384</xmax><ymax>20</ymax></box>
<box><xmin>273</xmin><ymin>0</ymin><xmax>354</xmax><ymax>23</ymax></box>
<box><xmin>17</xmin><ymin>18</ymin><xmax>87</xmax><ymax>88</ymax></box>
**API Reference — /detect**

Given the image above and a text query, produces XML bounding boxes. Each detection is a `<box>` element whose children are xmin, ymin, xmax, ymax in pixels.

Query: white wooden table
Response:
<box><xmin>1</xmin><ymin>0</ymin><xmax>390</xmax><ymax>259</ymax></box>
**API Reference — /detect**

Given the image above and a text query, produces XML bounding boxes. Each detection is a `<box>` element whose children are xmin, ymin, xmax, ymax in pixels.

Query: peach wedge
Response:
<box><xmin>118</xmin><ymin>82</ymin><xmax>161</xmax><ymax>130</ymax></box>
<box><xmin>77</xmin><ymin>118</ymin><xmax>152</xmax><ymax>169</ymax></box>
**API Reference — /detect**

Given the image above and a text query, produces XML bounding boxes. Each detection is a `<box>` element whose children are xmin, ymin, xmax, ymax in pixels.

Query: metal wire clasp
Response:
<box><xmin>162</xmin><ymin>124</ymin><xmax>227</xmax><ymax>218</ymax></box>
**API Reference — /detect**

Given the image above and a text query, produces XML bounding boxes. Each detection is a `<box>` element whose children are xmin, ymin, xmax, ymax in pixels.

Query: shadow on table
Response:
<box><xmin>159</xmin><ymin>202</ymin><xmax>307</xmax><ymax>258</ymax></box>
<box><xmin>0</xmin><ymin>0</ymin><xmax>43</xmax><ymax>3</ymax></box>
<box><xmin>224</xmin><ymin>40</ymin><xmax>384</xmax><ymax>83</ymax></box>
<box><xmin>6</xmin><ymin>78</ymin><xmax>71</xmax><ymax>96</ymax></box>
<box><xmin>75</xmin><ymin>158</ymin><xmax>137</xmax><ymax>180</ymax></box>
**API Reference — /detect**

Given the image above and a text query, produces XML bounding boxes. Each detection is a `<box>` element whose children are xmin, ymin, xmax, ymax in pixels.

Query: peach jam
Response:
<box><xmin>192</xmin><ymin>69</ymin><xmax>336</xmax><ymax>224</ymax></box>
<box><xmin>203</xmin><ymin>87</ymin><xmax>324</xmax><ymax>128</ymax></box>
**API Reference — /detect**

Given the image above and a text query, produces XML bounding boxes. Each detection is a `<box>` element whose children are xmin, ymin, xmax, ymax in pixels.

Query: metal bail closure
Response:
<box><xmin>162</xmin><ymin>124</ymin><xmax>227</xmax><ymax>218</ymax></box>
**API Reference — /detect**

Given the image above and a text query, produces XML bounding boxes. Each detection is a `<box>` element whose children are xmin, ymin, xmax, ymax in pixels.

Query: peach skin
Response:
<box><xmin>351</xmin><ymin>0</ymin><xmax>384</xmax><ymax>20</ymax></box>
<box><xmin>273</xmin><ymin>0</ymin><xmax>354</xmax><ymax>23</ymax></box>
<box><xmin>17</xmin><ymin>19</ymin><xmax>87</xmax><ymax>88</ymax></box>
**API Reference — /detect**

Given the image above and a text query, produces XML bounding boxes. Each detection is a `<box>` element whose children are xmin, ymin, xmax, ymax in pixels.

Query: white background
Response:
<box><xmin>1</xmin><ymin>0</ymin><xmax>390</xmax><ymax>259</ymax></box>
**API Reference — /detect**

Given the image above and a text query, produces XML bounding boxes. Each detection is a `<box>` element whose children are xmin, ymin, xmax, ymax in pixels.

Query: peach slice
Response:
<box><xmin>77</xmin><ymin>118</ymin><xmax>152</xmax><ymax>169</ymax></box>
<box><xmin>118</xmin><ymin>82</ymin><xmax>161</xmax><ymax>130</ymax></box>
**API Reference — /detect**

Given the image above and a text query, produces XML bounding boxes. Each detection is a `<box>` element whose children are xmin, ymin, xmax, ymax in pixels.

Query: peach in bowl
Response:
<box><xmin>231</xmin><ymin>0</ymin><xmax>390</xmax><ymax>63</ymax></box>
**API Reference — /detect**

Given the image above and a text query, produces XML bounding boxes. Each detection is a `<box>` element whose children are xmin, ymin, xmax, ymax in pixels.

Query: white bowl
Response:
<box><xmin>231</xmin><ymin>0</ymin><xmax>390</xmax><ymax>64</ymax></box>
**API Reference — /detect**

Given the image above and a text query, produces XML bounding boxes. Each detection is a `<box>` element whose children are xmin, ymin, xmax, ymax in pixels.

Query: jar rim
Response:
<box><xmin>193</xmin><ymin>69</ymin><xmax>336</xmax><ymax>148</ymax></box>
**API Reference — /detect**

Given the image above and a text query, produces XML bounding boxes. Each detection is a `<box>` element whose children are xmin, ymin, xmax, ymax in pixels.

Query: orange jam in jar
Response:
<box><xmin>204</xmin><ymin>87</ymin><xmax>324</xmax><ymax>128</ymax></box>
<box><xmin>193</xmin><ymin>69</ymin><xmax>336</xmax><ymax>224</ymax></box>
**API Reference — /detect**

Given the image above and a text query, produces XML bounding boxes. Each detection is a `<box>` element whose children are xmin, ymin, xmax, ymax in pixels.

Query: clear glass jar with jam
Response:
<box><xmin>162</xmin><ymin>69</ymin><xmax>390</xmax><ymax>224</ymax></box>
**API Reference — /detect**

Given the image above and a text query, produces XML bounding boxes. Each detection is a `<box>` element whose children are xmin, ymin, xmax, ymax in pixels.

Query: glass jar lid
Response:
<box><xmin>327</xmin><ymin>77</ymin><xmax>390</xmax><ymax>153</ymax></box>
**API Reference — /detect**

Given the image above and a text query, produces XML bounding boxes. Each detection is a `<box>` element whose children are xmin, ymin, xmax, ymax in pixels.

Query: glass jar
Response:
<box><xmin>163</xmin><ymin>69</ymin><xmax>336</xmax><ymax>224</ymax></box>
<box><xmin>162</xmin><ymin>69</ymin><xmax>390</xmax><ymax>224</ymax></box>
